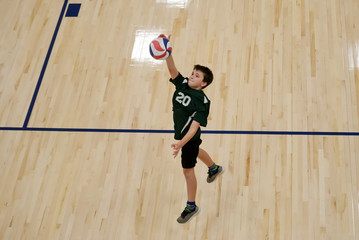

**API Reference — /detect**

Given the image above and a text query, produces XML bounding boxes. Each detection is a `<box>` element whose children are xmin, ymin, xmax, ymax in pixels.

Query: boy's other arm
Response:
<box><xmin>171</xmin><ymin>120</ymin><xmax>200</xmax><ymax>158</ymax></box>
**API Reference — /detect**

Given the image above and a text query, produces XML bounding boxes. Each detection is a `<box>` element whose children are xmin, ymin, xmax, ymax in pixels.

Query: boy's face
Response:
<box><xmin>188</xmin><ymin>69</ymin><xmax>207</xmax><ymax>90</ymax></box>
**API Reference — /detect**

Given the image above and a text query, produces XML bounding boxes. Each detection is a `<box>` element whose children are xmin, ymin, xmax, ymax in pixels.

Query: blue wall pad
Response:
<box><xmin>66</xmin><ymin>3</ymin><xmax>81</xmax><ymax>17</ymax></box>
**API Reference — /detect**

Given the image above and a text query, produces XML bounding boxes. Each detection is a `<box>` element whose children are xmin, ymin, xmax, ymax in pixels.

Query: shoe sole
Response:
<box><xmin>178</xmin><ymin>207</ymin><xmax>201</xmax><ymax>224</ymax></box>
<box><xmin>207</xmin><ymin>166</ymin><xmax>225</xmax><ymax>183</ymax></box>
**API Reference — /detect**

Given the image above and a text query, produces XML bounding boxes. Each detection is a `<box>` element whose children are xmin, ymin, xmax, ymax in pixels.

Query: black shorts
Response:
<box><xmin>181</xmin><ymin>139</ymin><xmax>202</xmax><ymax>169</ymax></box>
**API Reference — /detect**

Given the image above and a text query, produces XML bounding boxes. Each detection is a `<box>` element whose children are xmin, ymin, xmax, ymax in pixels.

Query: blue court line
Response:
<box><xmin>23</xmin><ymin>0</ymin><xmax>69</xmax><ymax>128</ymax></box>
<box><xmin>0</xmin><ymin>127</ymin><xmax>358</xmax><ymax>136</ymax></box>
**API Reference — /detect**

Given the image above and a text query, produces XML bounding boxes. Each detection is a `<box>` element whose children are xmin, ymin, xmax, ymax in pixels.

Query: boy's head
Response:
<box><xmin>189</xmin><ymin>65</ymin><xmax>213</xmax><ymax>90</ymax></box>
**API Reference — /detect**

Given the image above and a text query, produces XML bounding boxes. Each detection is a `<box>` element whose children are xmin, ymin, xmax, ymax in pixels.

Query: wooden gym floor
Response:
<box><xmin>0</xmin><ymin>0</ymin><xmax>358</xmax><ymax>239</ymax></box>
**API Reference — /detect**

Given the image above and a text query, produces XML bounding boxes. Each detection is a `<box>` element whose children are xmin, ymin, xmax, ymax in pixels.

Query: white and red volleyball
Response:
<box><xmin>149</xmin><ymin>37</ymin><xmax>172</xmax><ymax>60</ymax></box>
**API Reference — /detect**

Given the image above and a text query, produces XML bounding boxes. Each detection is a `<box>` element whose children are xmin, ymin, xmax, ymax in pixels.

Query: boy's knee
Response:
<box><xmin>183</xmin><ymin>168</ymin><xmax>194</xmax><ymax>177</ymax></box>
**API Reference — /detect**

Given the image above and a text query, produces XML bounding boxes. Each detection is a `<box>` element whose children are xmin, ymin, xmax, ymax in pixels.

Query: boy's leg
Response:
<box><xmin>177</xmin><ymin>139</ymin><xmax>201</xmax><ymax>224</ymax></box>
<box><xmin>183</xmin><ymin>168</ymin><xmax>197</xmax><ymax>202</ymax></box>
<box><xmin>198</xmin><ymin>148</ymin><xmax>215</xmax><ymax>167</ymax></box>
<box><xmin>198</xmin><ymin>148</ymin><xmax>224</xmax><ymax>183</ymax></box>
<box><xmin>177</xmin><ymin>168</ymin><xmax>200</xmax><ymax>224</ymax></box>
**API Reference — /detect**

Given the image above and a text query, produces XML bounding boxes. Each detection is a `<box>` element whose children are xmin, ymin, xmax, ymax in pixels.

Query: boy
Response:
<box><xmin>160</xmin><ymin>34</ymin><xmax>224</xmax><ymax>224</ymax></box>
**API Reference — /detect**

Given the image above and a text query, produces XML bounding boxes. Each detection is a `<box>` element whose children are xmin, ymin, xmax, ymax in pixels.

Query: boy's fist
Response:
<box><xmin>158</xmin><ymin>34</ymin><xmax>171</xmax><ymax>40</ymax></box>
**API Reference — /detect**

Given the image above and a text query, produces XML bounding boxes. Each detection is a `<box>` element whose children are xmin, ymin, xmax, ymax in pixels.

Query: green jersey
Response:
<box><xmin>170</xmin><ymin>73</ymin><xmax>211</xmax><ymax>141</ymax></box>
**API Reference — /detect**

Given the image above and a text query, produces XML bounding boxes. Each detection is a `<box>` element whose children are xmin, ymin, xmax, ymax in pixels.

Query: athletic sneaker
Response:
<box><xmin>177</xmin><ymin>206</ymin><xmax>200</xmax><ymax>224</ymax></box>
<box><xmin>207</xmin><ymin>165</ymin><xmax>224</xmax><ymax>183</ymax></box>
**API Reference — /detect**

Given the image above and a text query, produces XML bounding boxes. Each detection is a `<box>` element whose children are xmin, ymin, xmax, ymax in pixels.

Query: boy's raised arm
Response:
<box><xmin>166</xmin><ymin>55</ymin><xmax>179</xmax><ymax>79</ymax></box>
<box><xmin>159</xmin><ymin>34</ymin><xmax>179</xmax><ymax>79</ymax></box>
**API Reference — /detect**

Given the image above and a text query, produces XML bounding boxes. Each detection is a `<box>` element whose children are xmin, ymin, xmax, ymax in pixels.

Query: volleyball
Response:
<box><xmin>149</xmin><ymin>37</ymin><xmax>172</xmax><ymax>60</ymax></box>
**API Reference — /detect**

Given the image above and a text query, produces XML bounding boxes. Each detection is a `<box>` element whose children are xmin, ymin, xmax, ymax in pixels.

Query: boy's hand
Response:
<box><xmin>171</xmin><ymin>143</ymin><xmax>181</xmax><ymax>158</ymax></box>
<box><xmin>158</xmin><ymin>34</ymin><xmax>171</xmax><ymax>40</ymax></box>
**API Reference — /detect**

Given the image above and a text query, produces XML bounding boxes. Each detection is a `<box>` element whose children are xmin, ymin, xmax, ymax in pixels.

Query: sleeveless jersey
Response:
<box><xmin>170</xmin><ymin>73</ymin><xmax>211</xmax><ymax>141</ymax></box>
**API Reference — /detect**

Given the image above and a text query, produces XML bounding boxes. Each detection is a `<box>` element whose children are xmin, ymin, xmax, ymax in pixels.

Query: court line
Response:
<box><xmin>0</xmin><ymin>127</ymin><xmax>358</xmax><ymax>136</ymax></box>
<box><xmin>23</xmin><ymin>0</ymin><xmax>69</xmax><ymax>128</ymax></box>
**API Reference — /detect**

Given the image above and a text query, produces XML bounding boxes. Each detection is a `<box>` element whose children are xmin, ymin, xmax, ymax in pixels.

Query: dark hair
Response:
<box><xmin>193</xmin><ymin>64</ymin><xmax>213</xmax><ymax>89</ymax></box>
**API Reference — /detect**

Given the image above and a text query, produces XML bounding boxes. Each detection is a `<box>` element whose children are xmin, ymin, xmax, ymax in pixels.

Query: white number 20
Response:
<box><xmin>175</xmin><ymin>92</ymin><xmax>191</xmax><ymax>107</ymax></box>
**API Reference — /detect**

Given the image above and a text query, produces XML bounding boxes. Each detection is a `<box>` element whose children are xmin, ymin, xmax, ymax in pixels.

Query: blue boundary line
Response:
<box><xmin>23</xmin><ymin>0</ymin><xmax>69</xmax><ymax>128</ymax></box>
<box><xmin>0</xmin><ymin>127</ymin><xmax>358</xmax><ymax>136</ymax></box>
